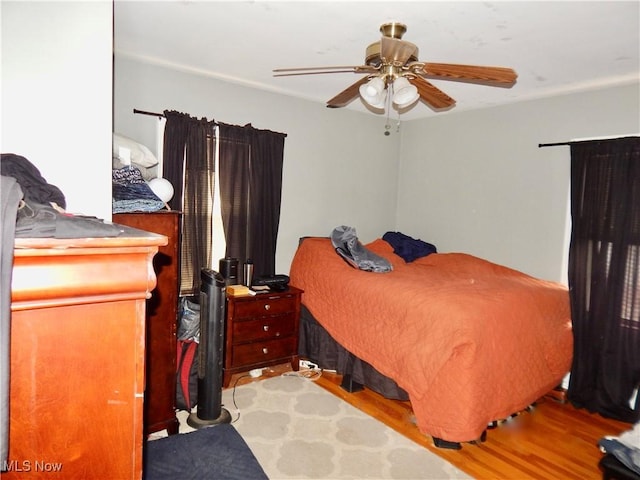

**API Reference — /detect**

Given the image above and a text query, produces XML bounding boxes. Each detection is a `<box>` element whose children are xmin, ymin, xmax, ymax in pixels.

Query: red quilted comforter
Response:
<box><xmin>289</xmin><ymin>237</ymin><xmax>573</xmax><ymax>442</ymax></box>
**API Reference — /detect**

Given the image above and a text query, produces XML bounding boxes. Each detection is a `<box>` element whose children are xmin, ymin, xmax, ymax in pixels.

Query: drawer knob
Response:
<box><xmin>263</xmin><ymin>325</ymin><xmax>269</xmax><ymax>332</ymax></box>
<box><xmin>264</xmin><ymin>304</ymin><xmax>271</xmax><ymax>311</ymax></box>
<box><xmin>262</xmin><ymin>347</ymin><xmax>269</xmax><ymax>354</ymax></box>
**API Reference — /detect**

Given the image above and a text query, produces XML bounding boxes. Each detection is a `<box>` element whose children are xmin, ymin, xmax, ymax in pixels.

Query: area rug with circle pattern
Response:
<box><xmin>178</xmin><ymin>374</ymin><xmax>471</xmax><ymax>479</ymax></box>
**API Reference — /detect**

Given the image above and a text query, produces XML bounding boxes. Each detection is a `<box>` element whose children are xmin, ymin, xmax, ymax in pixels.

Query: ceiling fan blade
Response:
<box><xmin>380</xmin><ymin>36</ymin><xmax>418</xmax><ymax>65</ymax></box>
<box><xmin>408</xmin><ymin>76</ymin><xmax>456</xmax><ymax>110</ymax></box>
<box><xmin>273</xmin><ymin>65</ymin><xmax>378</xmax><ymax>77</ymax></box>
<box><xmin>327</xmin><ymin>77</ymin><xmax>370</xmax><ymax>108</ymax></box>
<box><xmin>421</xmin><ymin>63</ymin><xmax>517</xmax><ymax>85</ymax></box>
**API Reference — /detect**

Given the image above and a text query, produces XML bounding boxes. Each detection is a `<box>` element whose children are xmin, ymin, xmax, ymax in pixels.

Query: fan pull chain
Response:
<box><xmin>382</xmin><ymin>82</ymin><xmax>403</xmax><ymax>136</ymax></box>
<box><xmin>384</xmin><ymin>83</ymin><xmax>393</xmax><ymax>136</ymax></box>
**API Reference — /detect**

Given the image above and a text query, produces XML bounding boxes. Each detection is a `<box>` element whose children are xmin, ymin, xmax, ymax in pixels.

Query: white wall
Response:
<box><xmin>114</xmin><ymin>57</ymin><xmax>640</xmax><ymax>282</ymax></box>
<box><xmin>6</xmin><ymin>2</ymin><xmax>634</xmax><ymax>284</ymax></box>
<box><xmin>397</xmin><ymin>83</ymin><xmax>640</xmax><ymax>281</ymax></box>
<box><xmin>113</xmin><ymin>55</ymin><xmax>400</xmax><ymax>274</ymax></box>
<box><xmin>1</xmin><ymin>1</ymin><xmax>113</xmax><ymax>220</ymax></box>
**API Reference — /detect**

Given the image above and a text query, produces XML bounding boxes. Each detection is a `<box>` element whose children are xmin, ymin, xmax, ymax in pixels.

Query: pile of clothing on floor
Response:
<box><xmin>599</xmin><ymin>421</ymin><xmax>640</xmax><ymax>475</ymax></box>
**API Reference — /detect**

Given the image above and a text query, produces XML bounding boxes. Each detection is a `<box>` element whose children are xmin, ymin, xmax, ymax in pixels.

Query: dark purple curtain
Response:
<box><xmin>567</xmin><ymin>136</ymin><xmax>640</xmax><ymax>423</ymax></box>
<box><xmin>218</xmin><ymin>123</ymin><xmax>286</xmax><ymax>280</ymax></box>
<box><xmin>162</xmin><ymin>110</ymin><xmax>216</xmax><ymax>294</ymax></box>
<box><xmin>217</xmin><ymin>124</ymin><xmax>250</xmax><ymax>265</ymax></box>
<box><xmin>162</xmin><ymin>111</ymin><xmax>190</xmax><ymax>212</ymax></box>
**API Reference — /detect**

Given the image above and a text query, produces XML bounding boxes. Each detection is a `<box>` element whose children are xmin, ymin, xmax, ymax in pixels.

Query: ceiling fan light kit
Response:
<box><xmin>359</xmin><ymin>77</ymin><xmax>386</xmax><ymax>108</ymax></box>
<box><xmin>391</xmin><ymin>77</ymin><xmax>420</xmax><ymax>108</ymax></box>
<box><xmin>273</xmin><ymin>22</ymin><xmax>517</xmax><ymax>126</ymax></box>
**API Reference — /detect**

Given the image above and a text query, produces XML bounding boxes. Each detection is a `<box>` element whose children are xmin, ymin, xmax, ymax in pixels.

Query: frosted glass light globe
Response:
<box><xmin>359</xmin><ymin>77</ymin><xmax>386</xmax><ymax>107</ymax></box>
<box><xmin>393</xmin><ymin>77</ymin><xmax>419</xmax><ymax>107</ymax></box>
<box><xmin>149</xmin><ymin>177</ymin><xmax>175</xmax><ymax>203</ymax></box>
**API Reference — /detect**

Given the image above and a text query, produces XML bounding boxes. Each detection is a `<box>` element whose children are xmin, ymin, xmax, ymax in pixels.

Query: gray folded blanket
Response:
<box><xmin>330</xmin><ymin>226</ymin><xmax>392</xmax><ymax>273</ymax></box>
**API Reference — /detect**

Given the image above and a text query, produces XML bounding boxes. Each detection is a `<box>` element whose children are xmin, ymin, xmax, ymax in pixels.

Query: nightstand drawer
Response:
<box><xmin>231</xmin><ymin>337</ymin><xmax>297</xmax><ymax>367</ymax></box>
<box><xmin>232</xmin><ymin>314</ymin><xmax>296</xmax><ymax>343</ymax></box>
<box><xmin>234</xmin><ymin>295</ymin><xmax>297</xmax><ymax>318</ymax></box>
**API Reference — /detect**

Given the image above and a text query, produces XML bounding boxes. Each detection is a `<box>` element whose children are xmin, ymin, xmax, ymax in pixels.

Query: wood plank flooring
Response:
<box><xmin>227</xmin><ymin>364</ymin><xmax>630</xmax><ymax>479</ymax></box>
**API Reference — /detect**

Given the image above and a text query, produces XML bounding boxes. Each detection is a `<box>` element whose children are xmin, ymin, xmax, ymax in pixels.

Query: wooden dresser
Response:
<box><xmin>223</xmin><ymin>287</ymin><xmax>303</xmax><ymax>387</ymax></box>
<box><xmin>6</xmin><ymin>230</ymin><xmax>165</xmax><ymax>479</ymax></box>
<box><xmin>113</xmin><ymin>211</ymin><xmax>181</xmax><ymax>436</ymax></box>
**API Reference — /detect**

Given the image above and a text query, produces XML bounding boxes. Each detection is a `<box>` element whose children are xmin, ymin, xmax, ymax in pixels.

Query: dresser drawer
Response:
<box><xmin>231</xmin><ymin>337</ymin><xmax>297</xmax><ymax>367</ymax></box>
<box><xmin>232</xmin><ymin>314</ymin><xmax>295</xmax><ymax>343</ymax></box>
<box><xmin>233</xmin><ymin>295</ymin><xmax>297</xmax><ymax>318</ymax></box>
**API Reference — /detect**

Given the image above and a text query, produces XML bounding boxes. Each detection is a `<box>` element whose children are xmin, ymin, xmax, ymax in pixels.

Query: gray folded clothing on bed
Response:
<box><xmin>330</xmin><ymin>225</ymin><xmax>392</xmax><ymax>273</ymax></box>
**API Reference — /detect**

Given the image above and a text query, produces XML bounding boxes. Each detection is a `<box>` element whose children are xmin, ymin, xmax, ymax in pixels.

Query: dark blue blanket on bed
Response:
<box><xmin>382</xmin><ymin>231</ymin><xmax>437</xmax><ymax>262</ymax></box>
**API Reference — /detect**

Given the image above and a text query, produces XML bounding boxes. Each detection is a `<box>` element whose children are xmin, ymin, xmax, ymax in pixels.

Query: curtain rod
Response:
<box><xmin>538</xmin><ymin>142</ymin><xmax>570</xmax><ymax>148</ymax></box>
<box><xmin>133</xmin><ymin>108</ymin><xmax>287</xmax><ymax>137</ymax></box>
<box><xmin>134</xmin><ymin>108</ymin><xmax>220</xmax><ymax>127</ymax></box>
<box><xmin>133</xmin><ymin>108</ymin><xmax>165</xmax><ymax>118</ymax></box>
<box><xmin>539</xmin><ymin>135</ymin><xmax>639</xmax><ymax>148</ymax></box>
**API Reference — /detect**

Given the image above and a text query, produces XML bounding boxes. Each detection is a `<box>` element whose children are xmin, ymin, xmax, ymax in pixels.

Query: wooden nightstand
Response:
<box><xmin>223</xmin><ymin>286</ymin><xmax>303</xmax><ymax>387</ymax></box>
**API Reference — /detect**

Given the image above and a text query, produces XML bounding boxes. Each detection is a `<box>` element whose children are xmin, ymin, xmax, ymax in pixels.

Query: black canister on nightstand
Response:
<box><xmin>219</xmin><ymin>257</ymin><xmax>238</xmax><ymax>285</ymax></box>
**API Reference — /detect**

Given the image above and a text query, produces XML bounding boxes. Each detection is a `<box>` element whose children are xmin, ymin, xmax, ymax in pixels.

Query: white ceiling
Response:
<box><xmin>113</xmin><ymin>1</ymin><xmax>640</xmax><ymax>120</ymax></box>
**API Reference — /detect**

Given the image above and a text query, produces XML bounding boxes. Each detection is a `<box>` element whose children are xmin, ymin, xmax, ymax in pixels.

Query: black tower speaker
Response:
<box><xmin>218</xmin><ymin>257</ymin><xmax>239</xmax><ymax>286</ymax></box>
<box><xmin>187</xmin><ymin>269</ymin><xmax>231</xmax><ymax>428</ymax></box>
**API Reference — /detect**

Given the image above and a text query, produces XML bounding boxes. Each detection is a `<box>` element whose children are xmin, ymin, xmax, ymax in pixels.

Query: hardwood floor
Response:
<box><xmin>227</xmin><ymin>364</ymin><xmax>630</xmax><ymax>480</ymax></box>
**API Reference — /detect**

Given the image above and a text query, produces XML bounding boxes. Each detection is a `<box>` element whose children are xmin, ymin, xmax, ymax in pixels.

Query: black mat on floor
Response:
<box><xmin>144</xmin><ymin>423</ymin><xmax>268</xmax><ymax>480</ymax></box>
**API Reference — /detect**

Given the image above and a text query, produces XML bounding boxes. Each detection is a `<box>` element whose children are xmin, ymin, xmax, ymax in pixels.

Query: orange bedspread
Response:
<box><xmin>289</xmin><ymin>237</ymin><xmax>573</xmax><ymax>442</ymax></box>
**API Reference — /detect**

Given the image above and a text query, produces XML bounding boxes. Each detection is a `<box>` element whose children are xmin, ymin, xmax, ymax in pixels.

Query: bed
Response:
<box><xmin>289</xmin><ymin>235</ymin><xmax>573</xmax><ymax>447</ymax></box>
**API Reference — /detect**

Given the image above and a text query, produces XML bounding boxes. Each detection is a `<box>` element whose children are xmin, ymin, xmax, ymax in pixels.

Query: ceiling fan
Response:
<box><xmin>273</xmin><ymin>23</ymin><xmax>518</xmax><ymax>113</ymax></box>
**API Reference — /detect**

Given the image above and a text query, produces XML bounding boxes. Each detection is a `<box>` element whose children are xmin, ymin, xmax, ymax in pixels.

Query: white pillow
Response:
<box><xmin>112</xmin><ymin>133</ymin><xmax>159</xmax><ymax>167</ymax></box>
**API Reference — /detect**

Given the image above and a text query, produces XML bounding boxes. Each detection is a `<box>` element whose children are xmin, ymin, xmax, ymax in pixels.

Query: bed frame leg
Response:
<box><xmin>340</xmin><ymin>374</ymin><xmax>364</xmax><ymax>393</ymax></box>
<box><xmin>432</xmin><ymin>437</ymin><xmax>462</xmax><ymax>450</ymax></box>
<box><xmin>470</xmin><ymin>430</ymin><xmax>487</xmax><ymax>445</ymax></box>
